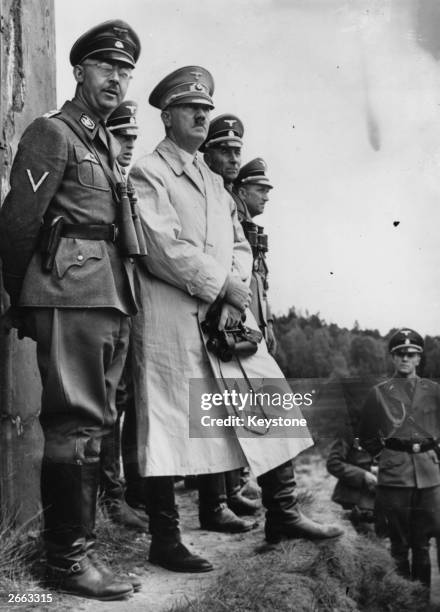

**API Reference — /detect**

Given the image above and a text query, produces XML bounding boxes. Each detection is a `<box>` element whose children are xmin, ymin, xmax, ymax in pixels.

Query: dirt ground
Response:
<box><xmin>4</xmin><ymin>457</ymin><xmax>440</xmax><ymax>612</ymax></box>
<box><xmin>58</xmin><ymin>482</ymin><xmax>268</xmax><ymax>612</ymax></box>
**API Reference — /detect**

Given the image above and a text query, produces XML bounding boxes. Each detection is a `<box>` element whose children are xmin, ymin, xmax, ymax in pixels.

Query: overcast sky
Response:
<box><xmin>55</xmin><ymin>0</ymin><xmax>440</xmax><ymax>336</ymax></box>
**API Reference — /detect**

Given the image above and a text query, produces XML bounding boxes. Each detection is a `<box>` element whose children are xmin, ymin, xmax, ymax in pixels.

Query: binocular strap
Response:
<box><xmin>216</xmin><ymin>355</ymin><xmax>271</xmax><ymax>436</ymax></box>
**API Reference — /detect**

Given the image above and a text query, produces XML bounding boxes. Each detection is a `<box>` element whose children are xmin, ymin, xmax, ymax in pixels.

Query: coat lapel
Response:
<box><xmin>182</xmin><ymin>163</ymin><xmax>205</xmax><ymax>195</ymax></box>
<box><xmin>157</xmin><ymin>138</ymin><xmax>206</xmax><ymax>195</ymax></box>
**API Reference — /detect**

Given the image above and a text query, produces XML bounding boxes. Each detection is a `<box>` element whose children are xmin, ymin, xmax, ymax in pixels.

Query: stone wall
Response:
<box><xmin>0</xmin><ymin>0</ymin><xmax>55</xmax><ymax>525</ymax></box>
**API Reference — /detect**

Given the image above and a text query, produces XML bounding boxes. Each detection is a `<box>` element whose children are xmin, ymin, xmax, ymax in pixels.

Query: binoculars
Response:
<box><xmin>241</xmin><ymin>221</ymin><xmax>268</xmax><ymax>253</ymax></box>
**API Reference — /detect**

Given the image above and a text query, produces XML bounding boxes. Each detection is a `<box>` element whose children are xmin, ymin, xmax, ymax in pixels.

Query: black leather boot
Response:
<box><xmin>225</xmin><ymin>469</ymin><xmax>261</xmax><ymax>515</ymax></box>
<box><xmin>41</xmin><ymin>460</ymin><xmax>133</xmax><ymax>601</ymax></box>
<box><xmin>412</xmin><ymin>544</ymin><xmax>431</xmax><ymax>588</ymax></box>
<box><xmin>145</xmin><ymin>476</ymin><xmax>213</xmax><ymax>573</ymax></box>
<box><xmin>87</xmin><ymin>546</ymin><xmax>142</xmax><ymax>593</ymax></box>
<box><xmin>390</xmin><ymin>540</ymin><xmax>410</xmax><ymax>579</ymax></box>
<box><xmin>81</xmin><ymin>467</ymin><xmax>142</xmax><ymax>594</ymax></box>
<box><xmin>257</xmin><ymin>461</ymin><xmax>343</xmax><ymax>543</ymax></box>
<box><xmin>198</xmin><ymin>472</ymin><xmax>257</xmax><ymax>532</ymax></box>
<box><xmin>184</xmin><ymin>475</ymin><xmax>198</xmax><ymax>489</ymax></box>
<box><xmin>100</xmin><ymin>419</ymin><xmax>148</xmax><ymax>531</ymax></box>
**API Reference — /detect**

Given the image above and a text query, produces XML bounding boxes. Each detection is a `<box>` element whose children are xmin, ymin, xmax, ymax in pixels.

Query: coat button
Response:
<box><xmin>77</xmin><ymin>254</ymin><xmax>84</xmax><ymax>261</ymax></box>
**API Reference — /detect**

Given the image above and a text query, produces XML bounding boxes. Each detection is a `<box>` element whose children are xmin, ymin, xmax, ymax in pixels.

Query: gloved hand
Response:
<box><xmin>224</xmin><ymin>275</ymin><xmax>251</xmax><ymax>312</ymax></box>
<box><xmin>218</xmin><ymin>304</ymin><xmax>243</xmax><ymax>331</ymax></box>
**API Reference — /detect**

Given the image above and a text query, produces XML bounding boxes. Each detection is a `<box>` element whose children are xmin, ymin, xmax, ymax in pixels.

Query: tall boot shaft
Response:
<box><xmin>143</xmin><ymin>476</ymin><xmax>180</xmax><ymax>543</ymax></box>
<box><xmin>258</xmin><ymin>460</ymin><xmax>343</xmax><ymax>543</ymax></box>
<box><xmin>198</xmin><ymin>473</ymin><xmax>227</xmax><ymax>513</ymax></box>
<box><xmin>41</xmin><ymin>461</ymin><xmax>133</xmax><ymax>600</ymax></box>
<box><xmin>257</xmin><ymin>460</ymin><xmax>297</xmax><ymax>520</ymax></box>
<box><xmin>412</xmin><ymin>545</ymin><xmax>431</xmax><ymax>588</ymax></box>
<box><xmin>41</xmin><ymin>460</ymin><xmax>99</xmax><ymax>552</ymax></box>
<box><xmin>142</xmin><ymin>476</ymin><xmax>212</xmax><ymax>573</ymax></box>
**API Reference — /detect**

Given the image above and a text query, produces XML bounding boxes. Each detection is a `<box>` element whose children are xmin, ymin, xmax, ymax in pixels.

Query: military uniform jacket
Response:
<box><xmin>0</xmin><ymin>99</ymin><xmax>136</xmax><ymax>314</ymax></box>
<box><xmin>231</xmin><ymin>190</ymin><xmax>272</xmax><ymax>332</ymax></box>
<box><xmin>359</xmin><ymin>377</ymin><xmax>440</xmax><ymax>488</ymax></box>
<box><xmin>327</xmin><ymin>436</ymin><xmax>375</xmax><ymax>510</ymax></box>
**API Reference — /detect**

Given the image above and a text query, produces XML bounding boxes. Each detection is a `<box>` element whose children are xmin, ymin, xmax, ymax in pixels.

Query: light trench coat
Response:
<box><xmin>129</xmin><ymin>137</ymin><xmax>313</xmax><ymax>477</ymax></box>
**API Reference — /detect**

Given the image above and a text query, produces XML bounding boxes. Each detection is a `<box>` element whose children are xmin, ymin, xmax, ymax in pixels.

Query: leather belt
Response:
<box><xmin>384</xmin><ymin>438</ymin><xmax>436</xmax><ymax>454</ymax></box>
<box><xmin>61</xmin><ymin>223</ymin><xmax>119</xmax><ymax>242</ymax></box>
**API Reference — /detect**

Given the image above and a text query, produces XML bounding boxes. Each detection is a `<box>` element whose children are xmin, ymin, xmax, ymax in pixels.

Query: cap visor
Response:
<box><xmin>169</xmin><ymin>95</ymin><xmax>214</xmax><ymax>109</ymax></box>
<box><xmin>87</xmin><ymin>50</ymin><xmax>135</xmax><ymax>67</ymax></box>
<box><xmin>391</xmin><ymin>344</ymin><xmax>423</xmax><ymax>353</ymax></box>
<box><xmin>206</xmin><ymin>136</ymin><xmax>243</xmax><ymax>148</ymax></box>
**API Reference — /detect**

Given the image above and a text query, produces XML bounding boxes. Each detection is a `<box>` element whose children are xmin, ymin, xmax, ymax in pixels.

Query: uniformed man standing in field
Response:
<box><xmin>99</xmin><ymin>100</ymin><xmax>148</xmax><ymax>531</ymax></box>
<box><xmin>129</xmin><ymin>65</ymin><xmax>343</xmax><ymax>574</ymax></box>
<box><xmin>0</xmin><ymin>21</ymin><xmax>143</xmax><ymax>601</ymax></box>
<box><xmin>200</xmin><ymin>114</ymin><xmax>261</xmax><ymax>525</ymax></box>
<box><xmin>360</xmin><ymin>329</ymin><xmax>440</xmax><ymax>588</ymax></box>
<box><xmin>233</xmin><ymin>158</ymin><xmax>277</xmax><ymax>355</ymax></box>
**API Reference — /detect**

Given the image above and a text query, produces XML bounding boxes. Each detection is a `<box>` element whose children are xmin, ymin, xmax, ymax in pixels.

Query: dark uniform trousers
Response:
<box><xmin>376</xmin><ymin>485</ymin><xmax>440</xmax><ymax>582</ymax></box>
<box><xmin>360</xmin><ymin>377</ymin><xmax>440</xmax><ymax>587</ymax></box>
<box><xmin>28</xmin><ymin>308</ymin><xmax>130</xmax><ymax>463</ymax></box>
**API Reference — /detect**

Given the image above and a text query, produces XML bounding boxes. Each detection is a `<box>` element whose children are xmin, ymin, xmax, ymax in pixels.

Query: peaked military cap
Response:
<box><xmin>107</xmin><ymin>100</ymin><xmax>138</xmax><ymax>136</ymax></box>
<box><xmin>70</xmin><ymin>20</ymin><xmax>141</xmax><ymax>68</ymax></box>
<box><xmin>149</xmin><ymin>65</ymin><xmax>214</xmax><ymax>110</ymax></box>
<box><xmin>235</xmin><ymin>157</ymin><xmax>273</xmax><ymax>189</ymax></box>
<box><xmin>202</xmin><ymin>114</ymin><xmax>244</xmax><ymax>151</ymax></box>
<box><xmin>388</xmin><ymin>328</ymin><xmax>424</xmax><ymax>353</ymax></box>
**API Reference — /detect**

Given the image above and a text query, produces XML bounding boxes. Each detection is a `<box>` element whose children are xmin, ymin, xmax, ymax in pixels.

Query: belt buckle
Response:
<box><xmin>412</xmin><ymin>442</ymin><xmax>421</xmax><ymax>453</ymax></box>
<box><xmin>110</xmin><ymin>224</ymin><xmax>118</xmax><ymax>242</ymax></box>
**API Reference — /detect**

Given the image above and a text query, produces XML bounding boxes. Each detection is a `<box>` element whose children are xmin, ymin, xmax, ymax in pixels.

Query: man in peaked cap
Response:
<box><xmin>98</xmin><ymin>100</ymin><xmax>148</xmax><ymax>532</ymax></box>
<box><xmin>0</xmin><ymin>20</ymin><xmax>142</xmax><ymax>600</ymax></box>
<box><xmin>108</xmin><ymin>99</ymin><xmax>139</xmax><ymax>172</ymax></box>
<box><xmin>128</xmin><ymin>65</ymin><xmax>342</xmax><ymax>574</ymax></box>
<box><xmin>234</xmin><ymin>158</ymin><xmax>277</xmax><ymax>355</ymax></box>
<box><xmin>200</xmin><ymin>114</ymin><xmax>261</xmax><ymax>523</ymax></box>
<box><xmin>360</xmin><ymin>328</ymin><xmax>440</xmax><ymax>589</ymax></box>
<box><xmin>202</xmin><ymin>113</ymin><xmax>244</xmax><ymax>192</ymax></box>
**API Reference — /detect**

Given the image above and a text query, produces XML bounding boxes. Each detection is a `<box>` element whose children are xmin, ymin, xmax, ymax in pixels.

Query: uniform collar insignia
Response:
<box><xmin>80</xmin><ymin>114</ymin><xmax>96</xmax><ymax>131</ymax></box>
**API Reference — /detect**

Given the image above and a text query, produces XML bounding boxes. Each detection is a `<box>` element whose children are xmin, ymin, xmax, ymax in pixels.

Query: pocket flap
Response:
<box><xmin>74</xmin><ymin>145</ymin><xmax>99</xmax><ymax>164</ymax></box>
<box><xmin>55</xmin><ymin>238</ymin><xmax>104</xmax><ymax>279</ymax></box>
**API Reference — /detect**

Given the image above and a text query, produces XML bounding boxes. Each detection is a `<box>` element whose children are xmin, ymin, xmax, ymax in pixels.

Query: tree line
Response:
<box><xmin>273</xmin><ymin>308</ymin><xmax>440</xmax><ymax>380</ymax></box>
